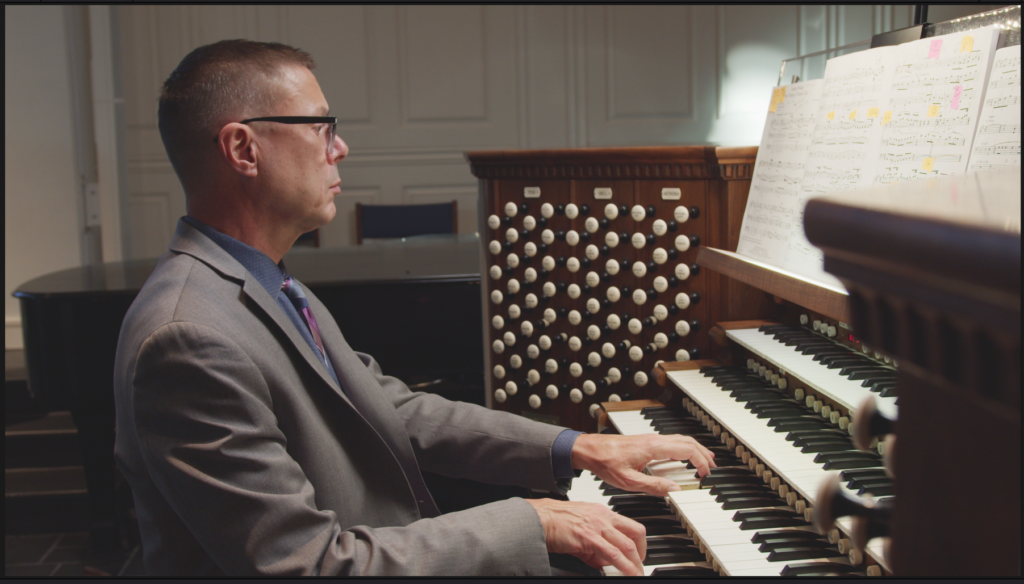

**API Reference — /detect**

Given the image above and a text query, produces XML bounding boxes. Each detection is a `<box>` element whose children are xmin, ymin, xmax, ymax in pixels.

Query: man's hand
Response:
<box><xmin>526</xmin><ymin>498</ymin><xmax>647</xmax><ymax>576</ymax></box>
<box><xmin>571</xmin><ymin>433</ymin><xmax>717</xmax><ymax>497</ymax></box>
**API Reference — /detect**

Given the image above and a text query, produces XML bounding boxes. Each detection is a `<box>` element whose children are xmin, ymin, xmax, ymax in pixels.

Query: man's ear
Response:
<box><xmin>218</xmin><ymin>123</ymin><xmax>258</xmax><ymax>177</ymax></box>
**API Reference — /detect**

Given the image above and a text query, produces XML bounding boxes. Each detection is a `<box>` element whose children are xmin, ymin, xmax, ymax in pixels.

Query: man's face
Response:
<box><xmin>254</xmin><ymin>65</ymin><xmax>348</xmax><ymax>235</ymax></box>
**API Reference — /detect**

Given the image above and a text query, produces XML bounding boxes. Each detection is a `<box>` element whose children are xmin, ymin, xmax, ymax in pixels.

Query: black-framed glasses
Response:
<box><xmin>216</xmin><ymin>116</ymin><xmax>339</xmax><ymax>156</ymax></box>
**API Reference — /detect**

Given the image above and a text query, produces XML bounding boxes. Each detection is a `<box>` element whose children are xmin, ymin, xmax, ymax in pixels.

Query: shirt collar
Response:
<box><xmin>181</xmin><ymin>215</ymin><xmax>287</xmax><ymax>298</ymax></box>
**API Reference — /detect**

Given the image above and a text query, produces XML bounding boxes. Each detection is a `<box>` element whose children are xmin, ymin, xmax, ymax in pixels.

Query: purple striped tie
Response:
<box><xmin>282</xmin><ymin>277</ymin><xmax>325</xmax><ymax>360</ymax></box>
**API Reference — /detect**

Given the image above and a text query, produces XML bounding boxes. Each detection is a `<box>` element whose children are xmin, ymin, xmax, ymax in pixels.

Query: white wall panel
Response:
<box><xmin>524</xmin><ymin>6</ymin><xmax>572</xmax><ymax>148</ymax></box>
<box><xmin>126</xmin><ymin>194</ymin><xmax>171</xmax><ymax>259</ymax></box>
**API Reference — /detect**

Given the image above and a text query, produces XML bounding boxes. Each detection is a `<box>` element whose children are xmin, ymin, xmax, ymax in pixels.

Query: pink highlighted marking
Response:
<box><xmin>951</xmin><ymin>85</ymin><xmax>962</xmax><ymax>110</ymax></box>
<box><xmin>928</xmin><ymin>39</ymin><xmax>943</xmax><ymax>59</ymax></box>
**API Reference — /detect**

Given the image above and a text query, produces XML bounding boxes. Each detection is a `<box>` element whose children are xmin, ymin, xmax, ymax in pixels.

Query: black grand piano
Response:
<box><xmin>14</xmin><ymin>233</ymin><xmax>485</xmax><ymax>548</ymax></box>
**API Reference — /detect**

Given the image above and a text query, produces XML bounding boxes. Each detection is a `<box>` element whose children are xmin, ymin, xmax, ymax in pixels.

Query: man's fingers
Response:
<box><xmin>608</xmin><ymin>512</ymin><xmax>647</xmax><ymax>561</ymax></box>
<box><xmin>620</xmin><ymin>469</ymin><xmax>682</xmax><ymax>497</ymax></box>
<box><xmin>602</xmin><ymin>523</ymin><xmax>644</xmax><ymax>571</ymax></box>
<box><xmin>593</xmin><ymin>532</ymin><xmax>643</xmax><ymax>576</ymax></box>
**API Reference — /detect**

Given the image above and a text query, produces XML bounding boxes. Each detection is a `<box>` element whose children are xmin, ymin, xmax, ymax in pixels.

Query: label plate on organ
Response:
<box><xmin>524</xmin><ymin>186</ymin><xmax>541</xmax><ymax>198</ymax></box>
<box><xmin>661</xmin><ymin>188</ymin><xmax>681</xmax><ymax>200</ymax></box>
<box><xmin>594</xmin><ymin>188</ymin><xmax>613</xmax><ymax>200</ymax></box>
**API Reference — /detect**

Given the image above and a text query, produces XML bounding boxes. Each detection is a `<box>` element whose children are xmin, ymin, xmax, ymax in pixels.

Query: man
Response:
<box><xmin>114</xmin><ymin>39</ymin><xmax>715</xmax><ymax>576</ymax></box>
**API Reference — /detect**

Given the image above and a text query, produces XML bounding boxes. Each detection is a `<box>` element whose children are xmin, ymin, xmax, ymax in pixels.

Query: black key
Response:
<box><xmin>768</xmin><ymin>547</ymin><xmax>846</xmax><ymax>562</ymax></box>
<box><xmin>838</xmin><ymin>365</ymin><xmax>883</xmax><ymax>376</ymax></box>
<box><xmin>768</xmin><ymin>415</ymin><xmax>825</xmax><ymax>427</ymax></box>
<box><xmin>879</xmin><ymin>385</ymin><xmax>899</xmax><ymax>398</ymax></box>
<box><xmin>773</xmin><ymin>420</ymin><xmax>832</xmax><ymax>432</ymax></box>
<box><xmin>651</xmin><ymin>566</ymin><xmax>719</xmax><ymax>577</ymax></box>
<box><xmin>848</xmin><ymin>370</ymin><xmax>897</xmax><ymax>381</ymax></box>
<box><xmin>759</xmin><ymin>539</ymin><xmax>835</xmax><ymax>553</ymax></box>
<box><xmin>715</xmin><ymin>489</ymin><xmax>776</xmax><ymax>503</ymax></box>
<box><xmin>614</xmin><ymin>506</ymin><xmax>672</xmax><ymax>518</ymax></box>
<box><xmin>609</xmin><ymin>494</ymin><xmax>663</xmax><ymax>505</ymax></box>
<box><xmin>733</xmin><ymin>509</ymin><xmax>801</xmax><ymax>522</ymax></box>
<box><xmin>840</xmin><ymin>469</ymin><xmax>888</xmax><ymax>481</ymax></box>
<box><xmin>759</xmin><ymin>324</ymin><xmax>795</xmax><ymax>333</ymax></box>
<box><xmin>801</xmin><ymin>442</ymin><xmax>855</xmax><ymax>453</ymax></box>
<box><xmin>824</xmin><ymin>459</ymin><xmax>886</xmax><ymax>470</ymax></box>
<box><xmin>751</xmin><ymin>529</ymin><xmax>823</xmax><ymax>544</ymax></box>
<box><xmin>785</xmin><ymin>429</ymin><xmax>849</xmax><ymax>441</ymax></box>
<box><xmin>601</xmin><ymin>487</ymin><xmax>634</xmax><ymax>496</ymax></box>
<box><xmin>864</xmin><ymin>378</ymin><xmax>897</xmax><ymax>391</ymax></box>
<box><xmin>644</xmin><ymin>550</ymin><xmax>707</xmax><ymax>565</ymax></box>
<box><xmin>813</xmin><ymin>452</ymin><xmax>880</xmax><ymax>464</ymax></box>
<box><xmin>736</xmin><ymin>392</ymin><xmax>789</xmax><ymax>404</ymax></box>
<box><xmin>781</xmin><ymin>562</ymin><xmax>863</xmax><ymax>576</ymax></box>
<box><xmin>722</xmin><ymin>497</ymin><xmax>788</xmax><ymax>510</ymax></box>
<box><xmin>699</xmin><ymin>468</ymin><xmax>757</xmax><ymax>477</ymax></box>
<box><xmin>825</xmin><ymin>358</ymin><xmax>871</xmax><ymax>369</ymax></box>
<box><xmin>792</xmin><ymin>436</ymin><xmax>852</xmax><ymax>448</ymax></box>
<box><xmin>810</xmin><ymin>349</ymin><xmax>854</xmax><ymax>360</ymax></box>
<box><xmin>858</xmin><ymin>483</ymin><xmax>895</xmax><ymax>497</ymax></box>
<box><xmin>699</xmin><ymin>475</ymin><xmax>765</xmax><ymax>487</ymax></box>
<box><xmin>709</xmin><ymin>485</ymin><xmax>774</xmax><ymax>497</ymax></box>
<box><xmin>740</xmin><ymin>517</ymin><xmax>810</xmax><ymax>530</ymax></box>
<box><xmin>644</xmin><ymin>525</ymin><xmax>689</xmax><ymax>536</ymax></box>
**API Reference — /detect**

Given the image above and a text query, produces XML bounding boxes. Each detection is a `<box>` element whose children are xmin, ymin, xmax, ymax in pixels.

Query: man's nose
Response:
<box><xmin>331</xmin><ymin>134</ymin><xmax>349</xmax><ymax>163</ymax></box>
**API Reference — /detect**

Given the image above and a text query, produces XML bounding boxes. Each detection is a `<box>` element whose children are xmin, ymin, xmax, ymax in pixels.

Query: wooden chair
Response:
<box><xmin>355</xmin><ymin>201</ymin><xmax>458</xmax><ymax>244</ymax></box>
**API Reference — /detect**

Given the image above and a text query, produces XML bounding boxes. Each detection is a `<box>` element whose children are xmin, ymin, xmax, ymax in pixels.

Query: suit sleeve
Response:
<box><xmin>350</xmin><ymin>349</ymin><xmax>572</xmax><ymax>493</ymax></box>
<box><xmin>129</xmin><ymin>321</ymin><xmax>551</xmax><ymax>576</ymax></box>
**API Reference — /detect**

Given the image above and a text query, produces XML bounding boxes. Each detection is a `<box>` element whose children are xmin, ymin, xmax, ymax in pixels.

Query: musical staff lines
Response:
<box><xmin>969</xmin><ymin>45</ymin><xmax>1021</xmax><ymax>170</ymax></box>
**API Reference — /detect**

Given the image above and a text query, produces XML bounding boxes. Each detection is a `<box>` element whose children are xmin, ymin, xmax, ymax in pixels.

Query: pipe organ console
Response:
<box><xmin>467</xmin><ymin>147</ymin><xmax>771</xmax><ymax>432</ymax></box>
<box><xmin>570</xmin><ymin>167</ymin><xmax>1020</xmax><ymax>577</ymax></box>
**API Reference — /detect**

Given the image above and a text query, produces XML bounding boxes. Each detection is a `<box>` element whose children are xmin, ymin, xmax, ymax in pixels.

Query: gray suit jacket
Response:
<box><xmin>114</xmin><ymin>219</ymin><xmax>565</xmax><ymax>576</ymax></box>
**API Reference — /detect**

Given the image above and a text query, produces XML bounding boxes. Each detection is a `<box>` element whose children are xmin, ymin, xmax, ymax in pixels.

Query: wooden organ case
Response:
<box><xmin>467</xmin><ymin>147</ymin><xmax>768</xmax><ymax>432</ymax></box>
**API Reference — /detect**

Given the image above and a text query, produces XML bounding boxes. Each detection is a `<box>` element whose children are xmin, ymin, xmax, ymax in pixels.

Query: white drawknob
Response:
<box><xmin>492</xmin><ymin>340</ymin><xmax>505</xmax><ymax>354</ymax></box>
<box><xmin>503</xmin><ymin>331</ymin><xmax>516</xmax><ymax>345</ymax></box>
<box><xmin>675</xmin><ymin>349</ymin><xmax>690</xmax><ymax>362</ymax></box>
<box><xmin>508</xmin><ymin>304</ymin><xmax>521</xmax><ymax>319</ymax></box>
<box><xmin>488</xmin><ymin>241</ymin><xmax>501</xmax><ymax>255</ymax></box>
<box><xmin>525</xmin><ymin>293</ymin><xmax>538</xmax><ymax>308</ymax></box>
<box><xmin>652</xmin><ymin>247</ymin><xmax>668</xmax><ymax>264</ymax></box>
<box><xmin>489</xmin><ymin>265</ymin><xmax>502</xmax><ymax>280</ymax></box>
<box><xmin>608</xmin><ymin>393</ymin><xmax>622</xmax><ymax>402</ymax></box>
<box><xmin>568</xmin><ymin>310</ymin><xmax>582</xmax><ymax>325</ymax></box>
<box><xmin>569</xmin><ymin>388</ymin><xmax>583</xmax><ymax>403</ymax></box>
<box><xmin>505</xmin><ymin>202</ymin><xmax>518</xmax><ymax>217</ymax></box>
<box><xmin>674</xmin><ymin>234</ymin><xmax>690</xmax><ymax>252</ymax></box>
<box><xmin>545</xmin><ymin>359</ymin><xmax>558</xmax><ymax>374</ymax></box>
<box><xmin>629</xmin><ymin>346</ymin><xmax>644</xmax><ymax>362</ymax></box>
<box><xmin>673</xmin><ymin>206</ymin><xmax>689</xmax><ymax>223</ymax></box>
<box><xmin>542</xmin><ymin>282</ymin><xmax>556</xmax><ymax>297</ymax></box>
<box><xmin>653</xmin><ymin>276</ymin><xmax>668</xmax><ymax>293</ymax></box>
<box><xmin>778</xmin><ymin>377</ymin><xmax>788</xmax><ymax>390</ymax></box>
<box><xmin>566</xmin><ymin>230</ymin><xmax>579</xmax><ymax>246</ymax></box>
<box><xmin>632</xmin><ymin>261</ymin><xmax>647</xmax><ymax>277</ymax></box>
<box><xmin>675</xmin><ymin>292</ymin><xmax>690</xmax><ymax>309</ymax></box>
<box><xmin>587</xmin><ymin>325</ymin><xmax>601</xmax><ymax>340</ymax></box>
<box><xmin>675</xmin><ymin>263</ymin><xmax>690</xmax><ymax>280</ymax></box>
<box><xmin>585</xmin><ymin>271</ymin><xmax>600</xmax><ymax>287</ymax></box>
<box><xmin>589</xmin><ymin>403</ymin><xmax>601</xmax><ymax>418</ymax></box>
<box><xmin>586</xmin><ymin>298</ymin><xmax>601</xmax><ymax>314</ymax></box>
<box><xmin>632</xmin><ymin>289</ymin><xmax>647</xmax><ymax>305</ymax></box>
<box><xmin>654</xmin><ymin>333</ymin><xmax>669</xmax><ymax>349</ymax></box>
<box><xmin>628</xmin><ymin>318</ymin><xmax>642</xmax><ymax>334</ymax></box>
<box><xmin>569</xmin><ymin>362</ymin><xmax>583</xmax><ymax>377</ymax></box>
<box><xmin>541</xmin><ymin>256</ymin><xmax>556</xmax><ymax>271</ymax></box>
<box><xmin>585</xmin><ymin>217</ymin><xmax>599</xmax><ymax>233</ymax></box>
<box><xmin>521</xmin><ymin>320</ymin><xmax>534</xmax><ymax>337</ymax></box>
<box><xmin>507</xmin><ymin>253</ymin><xmax>519</xmax><ymax>268</ymax></box>
<box><xmin>538</xmin><ymin>335</ymin><xmax>552</xmax><ymax>350</ymax></box>
<box><xmin>605</xmin><ymin>231</ymin><xmax>619</xmax><ymax>248</ymax></box>
<box><xmin>568</xmin><ymin>336</ymin><xmax>582</xmax><ymax>351</ymax></box>
<box><xmin>799</xmin><ymin>314</ymin><xmax>809</xmax><ymax>325</ymax></box>
<box><xmin>526</xmin><ymin>344</ymin><xmax>540</xmax><ymax>359</ymax></box>
<box><xmin>565</xmin><ymin>203</ymin><xmax>579</xmax><ymax>219</ymax></box>
<box><xmin>490</xmin><ymin>290</ymin><xmax>503</xmax><ymax>304</ymax></box>
<box><xmin>529</xmin><ymin>394</ymin><xmax>542</xmax><ymax>409</ymax></box>
<box><xmin>522</xmin><ymin>215</ymin><xmax>536</xmax><ymax>231</ymax></box>
<box><xmin>652</xmin><ymin>219</ymin><xmax>667</xmax><ymax>236</ymax></box>
<box><xmin>545</xmin><ymin>384</ymin><xmax>559</xmax><ymax>399</ymax></box>
<box><xmin>588</xmin><ymin>352</ymin><xmax>602</xmax><ymax>367</ymax></box>
<box><xmin>488</xmin><ymin>215</ymin><xmax>500</xmax><ymax>230</ymax></box>
<box><xmin>583</xmin><ymin>380</ymin><xmax>597</xmax><ymax>395</ymax></box>
<box><xmin>492</xmin><ymin>315</ymin><xmax>504</xmax><ymax>329</ymax></box>
<box><xmin>567</xmin><ymin>284</ymin><xmax>581</xmax><ymax>299</ymax></box>
<box><xmin>566</xmin><ymin>257</ymin><xmax>580</xmax><ymax>272</ymax></box>
<box><xmin>631</xmin><ymin>233</ymin><xmax>646</xmax><ymax>249</ymax></box>
<box><xmin>494</xmin><ymin>388</ymin><xmax>507</xmax><ymax>403</ymax></box>
<box><xmin>606</xmin><ymin>314</ymin><xmax>621</xmax><ymax>330</ymax></box>
<box><xmin>493</xmin><ymin>365</ymin><xmax>506</xmax><ymax>378</ymax></box>
<box><xmin>812</xmin><ymin>319</ymin><xmax>821</xmax><ymax>331</ymax></box>
<box><xmin>653</xmin><ymin>304</ymin><xmax>668</xmax><ymax>321</ymax></box>
<box><xmin>543</xmin><ymin>308</ymin><xmax>557</xmax><ymax>323</ymax></box>
<box><xmin>602</xmin><ymin>342</ymin><xmax>616</xmax><ymax>358</ymax></box>
<box><xmin>541</xmin><ymin>229</ymin><xmax>555</xmax><ymax>245</ymax></box>
<box><xmin>827</xmin><ymin>325</ymin><xmax>837</xmax><ymax>338</ymax></box>
<box><xmin>540</xmin><ymin>202</ymin><xmax>554</xmax><ymax>218</ymax></box>
<box><xmin>527</xmin><ymin>369</ymin><xmax>541</xmax><ymax>385</ymax></box>
<box><xmin>606</xmin><ymin>286</ymin><xmax>621</xmax><ymax>302</ymax></box>
<box><xmin>604</xmin><ymin>203</ymin><xmax>619</xmax><ymax>220</ymax></box>
<box><xmin>631</xmin><ymin>205</ymin><xmax>646</xmax><ymax>221</ymax></box>
<box><xmin>507</xmin><ymin>279</ymin><xmax>520</xmax><ymax>294</ymax></box>
<box><xmin>634</xmin><ymin>371</ymin><xmax>649</xmax><ymax>386</ymax></box>
<box><xmin>509</xmin><ymin>354</ymin><xmax>522</xmax><ymax>369</ymax></box>
<box><xmin>523</xmin><ymin>242</ymin><xmax>537</xmax><ymax>257</ymax></box>
<box><xmin>505</xmin><ymin>381</ymin><xmax>518</xmax><ymax>395</ymax></box>
<box><xmin>607</xmin><ymin>367</ymin><xmax>622</xmax><ymax>383</ymax></box>
<box><xmin>506</xmin><ymin>228</ymin><xmax>519</xmax><ymax>243</ymax></box>
<box><xmin>606</xmin><ymin>258</ymin><xmax>620</xmax><ymax>275</ymax></box>
<box><xmin>585</xmin><ymin>244</ymin><xmax>599</xmax><ymax>260</ymax></box>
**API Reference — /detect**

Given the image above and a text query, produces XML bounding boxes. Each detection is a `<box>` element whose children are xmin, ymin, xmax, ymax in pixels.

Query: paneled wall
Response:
<box><xmin>115</xmin><ymin>5</ymin><xmax>915</xmax><ymax>257</ymax></box>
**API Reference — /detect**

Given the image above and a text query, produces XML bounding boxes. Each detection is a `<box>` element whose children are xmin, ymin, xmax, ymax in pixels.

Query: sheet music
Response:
<box><xmin>736</xmin><ymin>80</ymin><xmax>825</xmax><ymax>266</ymax></box>
<box><xmin>968</xmin><ymin>44</ymin><xmax>1021</xmax><ymax>171</ymax></box>
<box><xmin>779</xmin><ymin>48</ymin><xmax>900</xmax><ymax>287</ymax></box>
<box><xmin>874</xmin><ymin>27</ymin><xmax>1000</xmax><ymax>184</ymax></box>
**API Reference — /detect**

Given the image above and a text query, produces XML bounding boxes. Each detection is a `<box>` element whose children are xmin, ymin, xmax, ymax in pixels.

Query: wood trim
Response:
<box><xmin>465</xmin><ymin>146</ymin><xmax>757</xmax><ymax>180</ymax></box>
<box><xmin>653</xmin><ymin>359</ymin><xmax>721</xmax><ymax>386</ymax></box>
<box><xmin>697</xmin><ymin>246</ymin><xmax>851</xmax><ymax>323</ymax></box>
<box><xmin>710</xmin><ymin>320</ymin><xmax>776</xmax><ymax>346</ymax></box>
<box><xmin>355</xmin><ymin>202</ymin><xmax>363</xmax><ymax>245</ymax></box>
<box><xmin>601</xmin><ymin>398</ymin><xmax>664</xmax><ymax>413</ymax></box>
